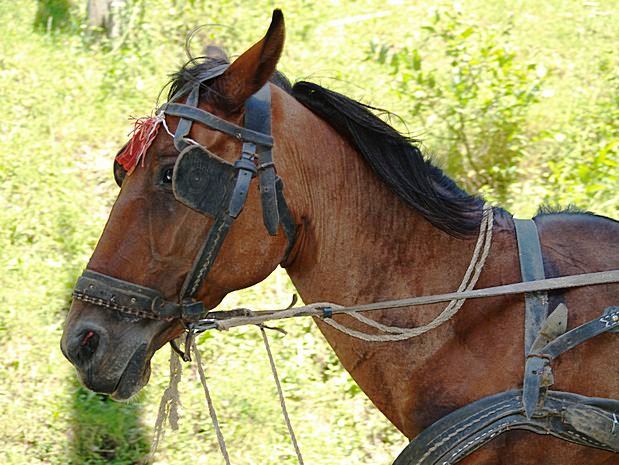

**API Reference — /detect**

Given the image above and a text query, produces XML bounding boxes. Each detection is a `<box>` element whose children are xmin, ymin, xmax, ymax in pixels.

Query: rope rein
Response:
<box><xmin>151</xmin><ymin>346</ymin><xmax>183</xmax><ymax>458</ymax></box>
<box><xmin>260</xmin><ymin>327</ymin><xmax>305</xmax><ymax>465</ymax></box>
<box><xmin>192</xmin><ymin>340</ymin><xmax>232</xmax><ymax>465</ymax></box>
<box><xmin>321</xmin><ymin>204</ymin><xmax>494</xmax><ymax>341</ymax></box>
<box><xmin>151</xmin><ymin>331</ymin><xmax>305</xmax><ymax>465</ymax></box>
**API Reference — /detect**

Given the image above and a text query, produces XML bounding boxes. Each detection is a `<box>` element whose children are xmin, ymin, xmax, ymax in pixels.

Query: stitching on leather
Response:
<box><xmin>416</xmin><ymin>399</ymin><xmax>518</xmax><ymax>463</ymax></box>
<box><xmin>189</xmin><ymin>219</ymin><xmax>228</xmax><ymax>296</ymax></box>
<box><xmin>73</xmin><ymin>291</ymin><xmax>172</xmax><ymax>321</ymax></box>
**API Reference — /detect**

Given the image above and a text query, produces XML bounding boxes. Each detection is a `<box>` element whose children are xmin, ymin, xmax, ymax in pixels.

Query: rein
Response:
<box><xmin>190</xmin><ymin>269</ymin><xmax>619</xmax><ymax>333</ymax></box>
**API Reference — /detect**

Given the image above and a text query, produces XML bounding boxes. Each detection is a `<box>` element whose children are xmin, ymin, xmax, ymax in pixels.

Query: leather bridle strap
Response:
<box><xmin>74</xmin><ymin>269</ymin><xmax>204</xmax><ymax>321</ymax></box>
<box><xmin>164</xmin><ymin>102</ymin><xmax>274</xmax><ymax>149</ymax></box>
<box><xmin>73</xmin><ymin>71</ymin><xmax>297</xmax><ymax>327</ymax></box>
<box><xmin>174</xmin><ymin>83</ymin><xmax>295</xmax><ymax>301</ymax></box>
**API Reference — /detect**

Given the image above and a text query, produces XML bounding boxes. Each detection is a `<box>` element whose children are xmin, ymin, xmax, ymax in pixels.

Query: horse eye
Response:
<box><xmin>161</xmin><ymin>167</ymin><xmax>174</xmax><ymax>184</ymax></box>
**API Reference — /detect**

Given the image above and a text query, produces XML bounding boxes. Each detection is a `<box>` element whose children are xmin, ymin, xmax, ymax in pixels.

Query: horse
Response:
<box><xmin>61</xmin><ymin>10</ymin><xmax>618</xmax><ymax>465</ymax></box>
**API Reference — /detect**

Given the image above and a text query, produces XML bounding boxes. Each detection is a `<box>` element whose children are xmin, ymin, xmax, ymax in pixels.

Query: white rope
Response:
<box><xmin>150</xmin><ymin>344</ymin><xmax>183</xmax><ymax>457</ymax></box>
<box><xmin>321</xmin><ymin>204</ymin><xmax>494</xmax><ymax>341</ymax></box>
<box><xmin>159</xmin><ymin>110</ymin><xmax>201</xmax><ymax>146</ymax></box>
<box><xmin>192</xmin><ymin>340</ymin><xmax>232</xmax><ymax>465</ymax></box>
<box><xmin>260</xmin><ymin>327</ymin><xmax>305</xmax><ymax>465</ymax></box>
<box><xmin>215</xmin><ymin>307</ymin><xmax>315</xmax><ymax>331</ymax></box>
<box><xmin>210</xmin><ymin>270</ymin><xmax>619</xmax><ymax>333</ymax></box>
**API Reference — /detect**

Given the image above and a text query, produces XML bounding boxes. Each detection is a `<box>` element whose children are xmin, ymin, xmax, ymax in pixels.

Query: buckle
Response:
<box><xmin>234</xmin><ymin>155</ymin><xmax>257</xmax><ymax>175</ymax></box>
<box><xmin>181</xmin><ymin>299</ymin><xmax>206</xmax><ymax>322</ymax></box>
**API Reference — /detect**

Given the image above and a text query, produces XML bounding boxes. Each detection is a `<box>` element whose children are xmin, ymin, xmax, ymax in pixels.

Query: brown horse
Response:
<box><xmin>61</xmin><ymin>11</ymin><xmax>618</xmax><ymax>465</ymax></box>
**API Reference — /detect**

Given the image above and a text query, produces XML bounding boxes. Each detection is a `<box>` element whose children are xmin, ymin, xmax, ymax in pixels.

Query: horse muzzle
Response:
<box><xmin>61</xmin><ymin>300</ymin><xmax>170</xmax><ymax>400</ymax></box>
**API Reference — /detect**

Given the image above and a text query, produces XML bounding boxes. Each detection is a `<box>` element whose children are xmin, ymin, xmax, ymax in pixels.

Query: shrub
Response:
<box><xmin>369</xmin><ymin>9</ymin><xmax>545</xmax><ymax>204</ymax></box>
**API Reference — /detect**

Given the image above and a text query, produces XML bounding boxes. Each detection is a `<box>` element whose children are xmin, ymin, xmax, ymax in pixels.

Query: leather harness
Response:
<box><xmin>394</xmin><ymin>219</ymin><xmax>618</xmax><ymax>464</ymax></box>
<box><xmin>73</xmin><ymin>66</ymin><xmax>297</xmax><ymax>358</ymax></box>
<box><xmin>71</xmin><ymin>67</ymin><xmax>617</xmax><ymax>458</ymax></box>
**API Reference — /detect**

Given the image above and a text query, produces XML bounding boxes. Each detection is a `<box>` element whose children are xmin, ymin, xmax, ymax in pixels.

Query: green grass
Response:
<box><xmin>0</xmin><ymin>1</ymin><xmax>617</xmax><ymax>464</ymax></box>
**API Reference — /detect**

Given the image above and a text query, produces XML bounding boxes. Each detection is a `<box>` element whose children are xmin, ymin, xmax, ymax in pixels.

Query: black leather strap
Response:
<box><xmin>394</xmin><ymin>389</ymin><xmax>619</xmax><ymax>465</ymax></box>
<box><xmin>514</xmin><ymin>219</ymin><xmax>548</xmax><ymax>356</ymax></box>
<box><xmin>539</xmin><ymin>306</ymin><xmax>618</xmax><ymax>360</ymax></box>
<box><xmin>73</xmin><ymin>270</ymin><xmax>205</xmax><ymax>322</ymax></box>
<box><xmin>276</xmin><ymin>177</ymin><xmax>297</xmax><ymax>264</ymax></box>
<box><xmin>164</xmin><ymin>102</ymin><xmax>274</xmax><ymax>147</ymax></box>
<box><xmin>229</xmin><ymin>153</ymin><xmax>258</xmax><ymax>218</ymax></box>
<box><xmin>173</xmin><ymin>85</ymin><xmax>200</xmax><ymax>152</ymax></box>
<box><xmin>245</xmin><ymin>85</ymin><xmax>280</xmax><ymax>235</ymax></box>
<box><xmin>179</xmin><ymin>214</ymin><xmax>234</xmax><ymax>299</ymax></box>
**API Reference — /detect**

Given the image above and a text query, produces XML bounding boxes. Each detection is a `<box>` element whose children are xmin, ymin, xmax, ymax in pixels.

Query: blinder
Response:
<box><xmin>172</xmin><ymin>145</ymin><xmax>238</xmax><ymax>218</ymax></box>
<box><xmin>74</xmin><ymin>66</ymin><xmax>297</xmax><ymax>337</ymax></box>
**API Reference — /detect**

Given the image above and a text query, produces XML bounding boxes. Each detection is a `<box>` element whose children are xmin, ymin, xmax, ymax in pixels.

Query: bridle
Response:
<box><xmin>72</xmin><ymin>64</ymin><xmax>297</xmax><ymax>357</ymax></box>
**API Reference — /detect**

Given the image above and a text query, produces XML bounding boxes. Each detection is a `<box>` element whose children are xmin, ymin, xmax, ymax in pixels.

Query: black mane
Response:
<box><xmin>167</xmin><ymin>58</ymin><xmax>483</xmax><ymax>237</ymax></box>
<box><xmin>291</xmin><ymin>82</ymin><xmax>484</xmax><ymax>237</ymax></box>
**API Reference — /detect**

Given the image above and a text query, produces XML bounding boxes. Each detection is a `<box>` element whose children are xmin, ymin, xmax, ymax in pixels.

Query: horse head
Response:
<box><xmin>61</xmin><ymin>10</ymin><xmax>294</xmax><ymax>400</ymax></box>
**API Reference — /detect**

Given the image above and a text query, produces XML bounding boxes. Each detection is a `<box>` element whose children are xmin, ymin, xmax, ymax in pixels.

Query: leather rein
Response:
<box><xmin>73</xmin><ymin>65</ymin><xmax>297</xmax><ymax>359</ymax></box>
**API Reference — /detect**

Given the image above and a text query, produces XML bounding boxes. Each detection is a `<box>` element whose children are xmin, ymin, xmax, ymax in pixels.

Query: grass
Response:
<box><xmin>0</xmin><ymin>1</ymin><xmax>616</xmax><ymax>464</ymax></box>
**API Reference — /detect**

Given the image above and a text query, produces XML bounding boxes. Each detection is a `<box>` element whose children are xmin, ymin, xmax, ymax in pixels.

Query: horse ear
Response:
<box><xmin>217</xmin><ymin>10</ymin><xmax>285</xmax><ymax>110</ymax></box>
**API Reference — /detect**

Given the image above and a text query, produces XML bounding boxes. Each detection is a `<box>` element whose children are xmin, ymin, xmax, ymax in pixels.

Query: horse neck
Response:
<box><xmin>270</xmin><ymin>89</ymin><xmax>525</xmax><ymax>434</ymax></box>
<box><xmin>272</xmin><ymin>88</ymin><xmax>485</xmax><ymax>307</ymax></box>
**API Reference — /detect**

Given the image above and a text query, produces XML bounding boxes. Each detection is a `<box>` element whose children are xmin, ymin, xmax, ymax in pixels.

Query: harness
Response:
<box><xmin>71</xmin><ymin>66</ymin><xmax>618</xmax><ymax>459</ymax></box>
<box><xmin>73</xmin><ymin>65</ymin><xmax>297</xmax><ymax>358</ymax></box>
<box><xmin>393</xmin><ymin>219</ymin><xmax>618</xmax><ymax>464</ymax></box>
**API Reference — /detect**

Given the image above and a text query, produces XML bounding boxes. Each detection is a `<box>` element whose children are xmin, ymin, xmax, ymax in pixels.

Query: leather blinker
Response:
<box><xmin>172</xmin><ymin>145</ymin><xmax>237</xmax><ymax>218</ymax></box>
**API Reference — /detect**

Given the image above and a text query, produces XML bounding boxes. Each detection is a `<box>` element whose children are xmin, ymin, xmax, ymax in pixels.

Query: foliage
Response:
<box><xmin>34</xmin><ymin>0</ymin><xmax>75</xmax><ymax>32</ymax></box>
<box><xmin>369</xmin><ymin>9</ymin><xmax>545</xmax><ymax>204</ymax></box>
<box><xmin>542</xmin><ymin>63</ymin><xmax>619</xmax><ymax>216</ymax></box>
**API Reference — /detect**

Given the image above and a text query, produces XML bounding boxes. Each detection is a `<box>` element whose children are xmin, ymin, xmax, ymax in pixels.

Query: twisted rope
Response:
<box><xmin>260</xmin><ymin>327</ymin><xmax>305</xmax><ymax>465</ymax></box>
<box><xmin>151</xmin><ymin>345</ymin><xmax>183</xmax><ymax>457</ymax></box>
<box><xmin>322</xmin><ymin>204</ymin><xmax>494</xmax><ymax>341</ymax></box>
<box><xmin>214</xmin><ymin>205</ymin><xmax>494</xmax><ymax>341</ymax></box>
<box><xmin>192</xmin><ymin>340</ymin><xmax>232</xmax><ymax>465</ymax></box>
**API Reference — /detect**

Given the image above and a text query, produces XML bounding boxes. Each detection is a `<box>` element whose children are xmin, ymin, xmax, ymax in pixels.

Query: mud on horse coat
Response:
<box><xmin>61</xmin><ymin>10</ymin><xmax>619</xmax><ymax>465</ymax></box>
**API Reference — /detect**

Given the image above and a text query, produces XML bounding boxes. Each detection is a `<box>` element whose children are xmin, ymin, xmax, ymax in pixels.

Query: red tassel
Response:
<box><xmin>115</xmin><ymin>115</ymin><xmax>162</xmax><ymax>175</ymax></box>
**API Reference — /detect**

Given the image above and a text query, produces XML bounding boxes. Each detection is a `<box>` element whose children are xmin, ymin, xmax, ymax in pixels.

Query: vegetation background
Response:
<box><xmin>0</xmin><ymin>1</ymin><xmax>617</xmax><ymax>464</ymax></box>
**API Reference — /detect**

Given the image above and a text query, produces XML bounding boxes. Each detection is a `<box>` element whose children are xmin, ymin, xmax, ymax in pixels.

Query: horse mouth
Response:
<box><xmin>110</xmin><ymin>343</ymin><xmax>151</xmax><ymax>400</ymax></box>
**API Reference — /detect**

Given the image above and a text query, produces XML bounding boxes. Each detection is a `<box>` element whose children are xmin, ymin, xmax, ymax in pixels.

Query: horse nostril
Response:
<box><xmin>75</xmin><ymin>329</ymin><xmax>100</xmax><ymax>365</ymax></box>
<box><xmin>81</xmin><ymin>330</ymin><xmax>96</xmax><ymax>347</ymax></box>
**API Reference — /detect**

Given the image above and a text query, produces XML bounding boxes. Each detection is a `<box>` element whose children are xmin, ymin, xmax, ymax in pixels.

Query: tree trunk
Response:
<box><xmin>87</xmin><ymin>0</ymin><xmax>125</xmax><ymax>37</ymax></box>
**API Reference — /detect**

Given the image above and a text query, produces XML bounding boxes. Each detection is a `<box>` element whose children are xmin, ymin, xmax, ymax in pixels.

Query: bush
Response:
<box><xmin>34</xmin><ymin>0</ymin><xmax>75</xmax><ymax>32</ymax></box>
<box><xmin>542</xmin><ymin>64</ymin><xmax>618</xmax><ymax>216</ymax></box>
<box><xmin>369</xmin><ymin>9</ymin><xmax>545</xmax><ymax>204</ymax></box>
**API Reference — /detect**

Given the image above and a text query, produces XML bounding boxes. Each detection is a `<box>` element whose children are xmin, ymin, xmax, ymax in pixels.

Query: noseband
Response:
<box><xmin>73</xmin><ymin>65</ymin><xmax>297</xmax><ymax>337</ymax></box>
